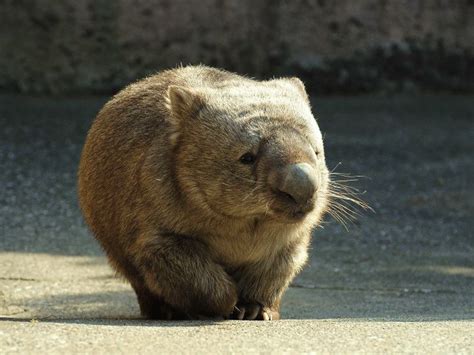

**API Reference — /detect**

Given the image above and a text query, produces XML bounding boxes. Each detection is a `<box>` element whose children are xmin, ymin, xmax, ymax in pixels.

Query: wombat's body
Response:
<box><xmin>78</xmin><ymin>65</ymin><xmax>329</xmax><ymax>320</ymax></box>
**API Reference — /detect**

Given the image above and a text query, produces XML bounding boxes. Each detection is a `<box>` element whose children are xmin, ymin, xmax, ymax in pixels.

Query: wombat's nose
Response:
<box><xmin>272</xmin><ymin>163</ymin><xmax>317</xmax><ymax>208</ymax></box>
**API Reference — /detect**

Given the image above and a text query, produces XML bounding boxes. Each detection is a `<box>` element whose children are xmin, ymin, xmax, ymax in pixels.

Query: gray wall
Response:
<box><xmin>1</xmin><ymin>0</ymin><xmax>473</xmax><ymax>94</ymax></box>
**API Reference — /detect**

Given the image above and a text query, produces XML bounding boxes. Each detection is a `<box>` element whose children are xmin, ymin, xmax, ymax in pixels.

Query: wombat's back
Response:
<box><xmin>78</xmin><ymin>66</ymin><xmax>241</xmax><ymax>273</ymax></box>
<box><xmin>78</xmin><ymin>73</ymin><xmax>171</xmax><ymax>272</ymax></box>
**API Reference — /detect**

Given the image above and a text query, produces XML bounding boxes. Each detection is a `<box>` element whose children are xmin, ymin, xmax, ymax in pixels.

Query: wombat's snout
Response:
<box><xmin>269</xmin><ymin>163</ymin><xmax>317</xmax><ymax>216</ymax></box>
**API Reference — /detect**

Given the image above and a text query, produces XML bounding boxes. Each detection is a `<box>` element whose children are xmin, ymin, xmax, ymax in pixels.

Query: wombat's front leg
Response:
<box><xmin>131</xmin><ymin>232</ymin><xmax>238</xmax><ymax>319</ymax></box>
<box><xmin>230</xmin><ymin>243</ymin><xmax>308</xmax><ymax>321</ymax></box>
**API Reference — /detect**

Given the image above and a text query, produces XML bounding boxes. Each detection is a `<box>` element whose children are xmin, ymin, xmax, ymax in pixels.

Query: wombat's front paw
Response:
<box><xmin>189</xmin><ymin>278</ymin><xmax>238</xmax><ymax>318</ymax></box>
<box><xmin>231</xmin><ymin>301</ymin><xmax>280</xmax><ymax>321</ymax></box>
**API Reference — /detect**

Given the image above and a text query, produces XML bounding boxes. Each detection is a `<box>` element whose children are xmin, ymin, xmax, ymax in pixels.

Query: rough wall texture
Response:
<box><xmin>1</xmin><ymin>0</ymin><xmax>473</xmax><ymax>94</ymax></box>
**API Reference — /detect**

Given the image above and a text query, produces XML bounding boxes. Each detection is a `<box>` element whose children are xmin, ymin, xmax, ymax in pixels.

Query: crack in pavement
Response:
<box><xmin>0</xmin><ymin>277</ymin><xmax>40</xmax><ymax>282</ymax></box>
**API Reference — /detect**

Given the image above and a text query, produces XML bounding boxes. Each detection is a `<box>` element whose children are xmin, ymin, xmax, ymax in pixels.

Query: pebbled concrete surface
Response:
<box><xmin>0</xmin><ymin>94</ymin><xmax>473</xmax><ymax>353</ymax></box>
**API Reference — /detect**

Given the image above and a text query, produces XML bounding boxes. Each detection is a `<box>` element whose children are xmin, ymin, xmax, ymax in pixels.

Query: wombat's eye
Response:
<box><xmin>239</xmin><ymin>152</ymin><xmax>256</xmax><ymax>165</ymax></box>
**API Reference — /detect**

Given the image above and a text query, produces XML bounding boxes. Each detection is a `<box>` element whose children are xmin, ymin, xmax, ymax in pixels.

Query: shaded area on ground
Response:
<box><xmin>1</xmin><ymin>274</ymin><xmax>472</xmax><ymax>322</ymax></box>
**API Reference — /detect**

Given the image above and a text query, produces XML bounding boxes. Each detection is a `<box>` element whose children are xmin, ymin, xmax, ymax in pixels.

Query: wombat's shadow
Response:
<box><xmin>6</xmin><ymin>266</ymin><xmax>473</xmax><ymax>326</ymax></box>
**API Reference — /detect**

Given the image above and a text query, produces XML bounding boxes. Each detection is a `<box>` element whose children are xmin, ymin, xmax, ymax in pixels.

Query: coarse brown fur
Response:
<box><xmin>78</xmin><ymin>65</ymin><xmax>331</xmax><ymax>320</ymax></box>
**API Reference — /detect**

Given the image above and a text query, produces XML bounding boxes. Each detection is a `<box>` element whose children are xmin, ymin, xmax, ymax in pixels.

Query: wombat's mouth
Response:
<box><xmin>268</xmin><ymin>208</ymin><xmax>310</xmax><ymax>224</ymax></box>
<box><xmin>268</xmin><ymin>197</ymin><xmax>316</xmax><ymax>223</ymax></box>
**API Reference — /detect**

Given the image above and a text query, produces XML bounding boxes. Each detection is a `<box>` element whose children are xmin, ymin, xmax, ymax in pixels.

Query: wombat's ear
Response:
<box><xmin>166</xmin><ymin>85</ymin><xmax>204</xmax><ymax>119</ymax></box>
<box><xmin>274</xmin><ymin>77</ymin><xmax>310</xmax><ymax>103</ymax></box>
<box><xmin>288</xmin><ymin>77</ymin><xmax>307</xmax><ymax>95</ymax></box>
<box><xmin>165</xmin><ymin>85</ymin><xmax>205</xmax><ymax>144</ymax></box>
<box><xmin>286</xmin><ymin>77</ymin><xmax>309</xmax><ymax>103</ymax></box>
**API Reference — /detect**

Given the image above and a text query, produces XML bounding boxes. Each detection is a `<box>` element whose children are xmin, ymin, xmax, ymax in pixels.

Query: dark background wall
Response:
<box><xmin>1</xmin><ymin>0</ymin><xmax>473</xmax><ymax>94</ymax></box>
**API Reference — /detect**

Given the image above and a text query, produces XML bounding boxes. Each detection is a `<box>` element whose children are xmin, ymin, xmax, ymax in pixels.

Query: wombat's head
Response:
<box><xmin>166</xmin><ymin>78</ymin><xmax>329</xmax><ymax>225</ymax></box>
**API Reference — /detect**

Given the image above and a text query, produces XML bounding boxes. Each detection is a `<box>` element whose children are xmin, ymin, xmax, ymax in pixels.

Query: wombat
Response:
<box><xmin>78</xmin><ymin>65</ymin><xmax>330</xmax><ymax>320</ymax></box>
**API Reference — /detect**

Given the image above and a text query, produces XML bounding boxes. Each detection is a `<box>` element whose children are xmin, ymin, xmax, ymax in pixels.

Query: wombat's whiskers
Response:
<box><xmin>326</xmin><ymin>172</ymin><xmax>372</xmax><ymax>230</ymax></box>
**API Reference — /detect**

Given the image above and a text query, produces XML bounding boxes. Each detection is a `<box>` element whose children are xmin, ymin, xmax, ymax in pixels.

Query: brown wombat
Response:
<box><xmin>78</xmin><ymin>65</ymin><xmax>330</xmax><ymax>320</ymax></box>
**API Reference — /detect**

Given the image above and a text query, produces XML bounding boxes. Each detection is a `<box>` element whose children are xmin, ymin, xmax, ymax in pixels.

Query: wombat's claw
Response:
<box><xmin>231</xmin><ymin>302</ymin><xmax>279</xmax><ymax>321</ymax></box>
